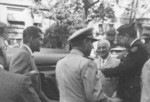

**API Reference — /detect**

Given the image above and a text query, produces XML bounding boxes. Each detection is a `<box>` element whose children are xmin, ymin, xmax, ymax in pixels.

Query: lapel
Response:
<box><xmin>103</xmin><ymin>56</ymin><xmax>113</xmax><ymax>68</ymax></box>
<box><xmin>22</xmin><ymin>46</ymin><xmax>41</xmax><ymax>92</ymax></box>
<box><xmin>95</xmin><ymin>55</ymin><xmax>112</xmax><ymax>69</ymax></box>
<box><xmin>21</xmin><ymin>45</ymin><xmax>32</xmax><ymax>57</ymax></box>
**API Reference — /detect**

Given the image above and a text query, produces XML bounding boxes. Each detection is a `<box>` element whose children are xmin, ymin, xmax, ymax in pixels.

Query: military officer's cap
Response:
<box><xmin>117</xmin><ymin>22</ymin><xmax>136</xmax><ymax>37</ymax></box>
<box><xmin>141</xmin><ymin>24</ymin><xmax>150</xmax><ymax>39</ymax></box>
<box><xmin>68</xmin><ymin>27</ymin><xmax>98</xmax><ymax>42</ymax></box>
<box><xmin>106</xmin><ymin>28</ymin><xmax>116</xmax><ymax>35</ymax></box>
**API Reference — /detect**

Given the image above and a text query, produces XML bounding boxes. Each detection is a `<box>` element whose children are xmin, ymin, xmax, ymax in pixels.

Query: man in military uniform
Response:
<box><xmin>100</xmin><ymin>23</ymin><xmax>148</xmax><ymax>102</ymax></box>
<box><xmin>56</xmin><ymin>27</ymin><xmax>120</xmax><ymax>102</ymax></box>
<box><xmin>140</xmin><ymin>24</ymin><xmax>150</xmax><ymax>102</ymax></box>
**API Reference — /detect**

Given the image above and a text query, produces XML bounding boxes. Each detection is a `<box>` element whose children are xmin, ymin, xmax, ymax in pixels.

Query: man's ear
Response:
<box><xmin>125</xmin><ymin>33</ymin><xmax>130</xmax><ymax>38</ymax></box>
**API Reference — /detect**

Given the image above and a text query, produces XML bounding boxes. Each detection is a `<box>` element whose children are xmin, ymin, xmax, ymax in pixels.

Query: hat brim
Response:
<box><xmin>140</xmin><ymin>36</ymin><xmax>150</xmax><ymax>39</ymax></box>
<box><xmin>87</xmin><ymin>37</ymin><xmax>98</xmax><ymax>42</ymax></box>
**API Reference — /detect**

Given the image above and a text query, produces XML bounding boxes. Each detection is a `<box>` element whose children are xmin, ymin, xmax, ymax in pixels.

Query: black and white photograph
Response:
<box><xmin>0</xmin><ymin>0</ymin><xmax>150</xmax><ymax>102</ymax></box>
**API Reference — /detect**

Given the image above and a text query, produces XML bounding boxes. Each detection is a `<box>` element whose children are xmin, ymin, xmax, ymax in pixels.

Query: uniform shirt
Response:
<box><xmin>56</xmin><ymin>49</ymin><xmax>107</xmax><ymax>102</ymax></box>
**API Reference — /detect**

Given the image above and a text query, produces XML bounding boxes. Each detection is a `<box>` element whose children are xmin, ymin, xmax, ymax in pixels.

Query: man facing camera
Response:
<box><xmin>101</xmin><ymin>23</ymin><xmax>149</xmax><ymax>102</ymax></box>
<box><xmin>9</xmin><ymin>26</ymin><xmax>52</xmax><ymax>102</ymax></box>
<box><xmin>95</xmin><ymin>39</ymin><xmax>120</xmax><ymax>97</ymax></box>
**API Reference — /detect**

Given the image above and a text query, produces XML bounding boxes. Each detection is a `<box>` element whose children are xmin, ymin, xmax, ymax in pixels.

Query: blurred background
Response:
<box><xmin>0</xmin><ymin>0</ymin><xmax>150</xmax><ymax>49</ymax></box>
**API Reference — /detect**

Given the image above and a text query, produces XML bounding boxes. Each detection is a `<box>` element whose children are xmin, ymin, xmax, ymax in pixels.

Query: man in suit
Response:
<box><xmin>56</xmin><ymin>27</ymin><xmax>121</xmax><ymax>102</ymax></box>
<box><xmin>9</xmin><ymin>26</ymin><xmax>52</xmax><ymax>102</ymax></box>
<box><xmin>140</xmin><ymin>24</ymin><xmax>150</xmax><ymax>102</ymax></box>
<box><xmin>0</xmin><ymin>41</ymin><xmax>41</xmax><ymax>102</ymax></box>
<box><xmin>94</xmin><ymin>39</ymin><xmax>120</xmax><ymax>97</ymax></box>
<box><xmin>100</xmin><ymin>23</ymin><xmax>149</xmax><ymax>102</ymax></box>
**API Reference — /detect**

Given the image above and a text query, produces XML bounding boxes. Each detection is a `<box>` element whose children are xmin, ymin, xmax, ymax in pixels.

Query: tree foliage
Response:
<box><xmin>32</xmin><ymin>0</ymin><xmax>116</xmax><ymax>49</ymax></box>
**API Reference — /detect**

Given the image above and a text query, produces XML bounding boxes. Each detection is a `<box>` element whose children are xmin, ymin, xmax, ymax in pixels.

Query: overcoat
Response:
<box><xmin>101</xmin><ymin>39</ymin><xmax>148</xmax><ymax>102</ymax></box>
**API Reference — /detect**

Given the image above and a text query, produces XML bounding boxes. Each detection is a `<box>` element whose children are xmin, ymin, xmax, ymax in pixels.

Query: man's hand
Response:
<box><xmin>108</xmin><ymin>97</ymin><xmax>122</xmax><ymax>102</ymax></box>
<box><xmin>25</xmin><ymin>70</ymin><xmax>39</xmax><ymax>78</ymax></box>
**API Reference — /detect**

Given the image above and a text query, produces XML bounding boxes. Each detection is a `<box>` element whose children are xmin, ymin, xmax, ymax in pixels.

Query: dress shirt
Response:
<box><xmin>98</xmin><ymin>54</ymin><xmax>110</xmax><ymax>69</ymax></box>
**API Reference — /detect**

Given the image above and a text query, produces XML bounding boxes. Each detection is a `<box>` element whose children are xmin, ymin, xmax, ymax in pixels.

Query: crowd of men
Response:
<box><xmin>56</xmin><ymin>22</ymin><xmax>150</xmax><ymax>102</ymax></box>
<box><xmin>0</xmin><ymin>21</ymin><xmax>150</xmax><ymax>102</ymax></box>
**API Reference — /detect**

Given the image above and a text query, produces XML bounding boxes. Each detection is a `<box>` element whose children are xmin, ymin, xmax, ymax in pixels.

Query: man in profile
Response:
<box><xmin>0</xmin><ymin>37</ymin><xmax>41</xmax><ymax>102</ymax></box>
<box><xmin>9</xmin><ymin>26</ymin><xmax>52</xmax><ymax>102</ymax></box>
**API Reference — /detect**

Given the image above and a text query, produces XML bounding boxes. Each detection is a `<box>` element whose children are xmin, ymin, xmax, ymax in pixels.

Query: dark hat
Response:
<box><xmin>141</xmin><ymin>24</ymin><xmax>150</xmax><ymax>39</ymax></box>
<box><xmin>117</xmin><ymin>23</ymin><xmax>136</xmax><ymax>37</ymax></box>
<box><xmin>106</xmin><ymin>28</ymin><xmax>116</xmax><ymax>35</ymax></box>
<box><xmin>68</xmin><ymin>27</ymin><xmax>98</xmax><ymax>42</ymax></box>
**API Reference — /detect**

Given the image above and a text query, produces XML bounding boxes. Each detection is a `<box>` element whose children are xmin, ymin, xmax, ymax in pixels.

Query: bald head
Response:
<box><xmin>96</xmin><ymin>39</ymin><xmax>110</xmax><ymax>59</ymax></box>
<box><xmin>97</xmin><ymin>39</ymin><xmax>110</xmax><ymax>49</ymax></box>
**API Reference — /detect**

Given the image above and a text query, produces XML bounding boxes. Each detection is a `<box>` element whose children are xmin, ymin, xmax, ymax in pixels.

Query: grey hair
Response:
<box><xmin>97</xmin><ymin>38</ymin><xmax>111</xmax><ymax>49</ymax></box>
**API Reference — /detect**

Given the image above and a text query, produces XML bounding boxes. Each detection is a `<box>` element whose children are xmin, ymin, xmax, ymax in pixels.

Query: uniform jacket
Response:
<box><xmin>101</xmin><ymin>39</ymin><xmax>148</xmax><ymax>102</ymax></box>
<box><xmin>94</xmin><ymin>55</ymin><xmax>120</xmax><ymax>97</ymax></box>
<box><xmin>56</xmin><ymin>49</ymin><xmax>107</xmax><ymax>102</ymax></box>
<box><xmin>141</xmin><ymin>59</ymin><xmax>150</xmax><ymax>102</ymax></box>
<box><xmin>0</xmin><ymin>68</ymin><xmax>41</xmax><ymax>102</ymax></box>
<box><xmin>9</xmin><ymin>45</ymin><xmax>50</xmax><ymax>102</ymax></box>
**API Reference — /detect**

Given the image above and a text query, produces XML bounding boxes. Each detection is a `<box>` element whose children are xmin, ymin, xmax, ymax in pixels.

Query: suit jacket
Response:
<box><xmin>9</xmin><ymin>45</ymin><xmax>50</xmax><ymax>102</ymax></box>
<box><xmin>101</xmin><ymin>39</ymin><xmax>148</xmax><ymax>102</ymax></box>
<box><xmin>94</xmin><ymin>55</ymin><xmax>120</xmax><ymax>97</ymax></box>
<box><xmin>141</xmin><ymin>59</ymin><xmax>150</xmax><ymax>102</ymax></box>
<box><xmin>0</xmin><ymin>68</ymin><xmax>41</xmax><ymax>102</ymax></box>
<box><xmin>56</xmin><ymin>49</ymin><xmax>107</xmax><ymax>102</ymax></box>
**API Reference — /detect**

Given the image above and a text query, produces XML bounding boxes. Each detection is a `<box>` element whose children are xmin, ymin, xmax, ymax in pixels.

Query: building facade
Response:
<box><xmin>0</xmin><ymin>0</ymin><xmax>34</xmax><ymax>47</ymax></box>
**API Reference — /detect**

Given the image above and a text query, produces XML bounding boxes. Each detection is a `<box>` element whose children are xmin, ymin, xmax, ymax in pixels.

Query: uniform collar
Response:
<box><xmin>70</xmin><ymin>49</ymin><xmax>84</xmax><ymax>56</ymax></box>
<box><xmin>22</xmin><ymin>44</ymin><xmax>33</xmax><ymax>56</ymax></box>
<box><xmin>130</xmin><ymin>38</ymin><xmax>139</xmax><ymax>47</ymax></box>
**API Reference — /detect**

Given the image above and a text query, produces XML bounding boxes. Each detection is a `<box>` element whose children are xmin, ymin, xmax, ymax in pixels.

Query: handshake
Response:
<box><xmin>99</xmin><ymin>92</ymin><xmax>122</xmax><ymax>102</ymax></box>
<box><xmin>25</xmin><ymin>70</ymin><xmax>39</xmax><ymax>78</ymax></box>
<box><xmin>107</xmin><ymin>97</ymin><xmax>122</xmax><ymax>102</ymax></box>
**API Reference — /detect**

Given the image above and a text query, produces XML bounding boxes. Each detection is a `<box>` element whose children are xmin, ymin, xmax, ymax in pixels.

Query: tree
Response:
<box><xmin>82</xmin><ymin>0</ymin><xmax>99</xmax><ymax>18</ymax></box>
<box><xmin>31</xmin><ymin>0</ymin><xmax>87</xmax><ymax>48</ymax></box>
